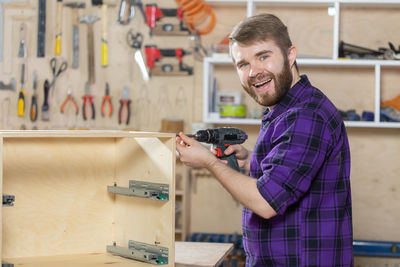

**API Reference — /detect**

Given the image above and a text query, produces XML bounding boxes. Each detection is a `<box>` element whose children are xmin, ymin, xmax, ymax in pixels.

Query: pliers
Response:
<box><xmin>82</xmin><ymin>82</ymin><xmax>95</xmax><ymax>120</ymax></box>
<box><xmin>118</xmin><ymin>86</ymin><xmax>131</xmax><ymax>125</ymax></box>
<box><xmin>60</xmin><ymin>88</ymin><xmax>79</xmax><ymax>115</ymax></box>
<box><xmin>101</xmin><ymin>82</ymin><xmax>113</xmax><ymax>117</ymax></box>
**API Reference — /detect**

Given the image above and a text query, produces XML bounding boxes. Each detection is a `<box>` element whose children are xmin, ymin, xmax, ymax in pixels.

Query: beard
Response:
<box><xmin>242</xmin><ymin>57</ymin><xmax>293</xmax><ymax>107</ymax></box>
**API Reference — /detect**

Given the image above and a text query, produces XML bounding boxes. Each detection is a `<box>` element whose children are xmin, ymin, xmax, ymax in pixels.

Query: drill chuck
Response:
<box><xmin>194</xmin><ymin>127</ymin><xmax>247</xmax><ymax>145</ymax></box>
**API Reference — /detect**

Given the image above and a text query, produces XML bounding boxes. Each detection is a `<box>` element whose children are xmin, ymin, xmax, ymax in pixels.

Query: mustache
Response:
<box><xmin>248</xmin><ymin>72</ymin><xmax>274</xmax><ymax>85</ymax></box>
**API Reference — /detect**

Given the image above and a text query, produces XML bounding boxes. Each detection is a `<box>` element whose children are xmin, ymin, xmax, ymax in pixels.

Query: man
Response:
<box><xmin>176</xmin><ymin>14</ymin><xmax>353</xmax><ymax>266</ymax></box>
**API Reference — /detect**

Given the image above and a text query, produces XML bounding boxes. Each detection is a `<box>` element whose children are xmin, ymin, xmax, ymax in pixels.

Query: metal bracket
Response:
<box><xmin>107</xmin><ymin>240</ymin><xmax>168</xmax><ymax>265</ymax></box>
<box><xmin>2</xmin><ymin>194</ymin><xmax>15</xmax><ymax>206</ymax></box>
<box><xmin>107</xmin><ymin>180</ymin><xmax>169</xmax><ymax>201</ymax></box>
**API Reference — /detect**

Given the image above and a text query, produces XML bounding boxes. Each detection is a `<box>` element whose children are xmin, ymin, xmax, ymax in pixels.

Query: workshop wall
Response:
<box><xmin>0</xmin><ymin>0</ymin><xmax>195</xmax><ymax>132</ymax></box>
<box><xmin>2</xmin><ymin>0</ymin><xmax>400</xmax><ymax>249</ymax></box>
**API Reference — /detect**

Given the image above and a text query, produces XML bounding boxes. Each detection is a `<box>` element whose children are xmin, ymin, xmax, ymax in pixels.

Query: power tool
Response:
<box><xmin>186</xmin><ymin>127</ymin><xmax>248</xmax><ymax>171</ymax></box>
<box><xmin>144</xmin><ymin>45</ymin><xmax>193</xmax><ymax>76</ymax></box>
<box><xmin>145</xmin><ymin>3</ymin><xmax>189</xmax><ymax>35</ymax></box>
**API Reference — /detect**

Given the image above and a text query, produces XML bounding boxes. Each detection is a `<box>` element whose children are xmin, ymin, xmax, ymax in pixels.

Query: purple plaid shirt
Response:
<box><xmin>243</xmin><ymin>75</ymin><xmax>353</xmax><ymax>266</ymax></box>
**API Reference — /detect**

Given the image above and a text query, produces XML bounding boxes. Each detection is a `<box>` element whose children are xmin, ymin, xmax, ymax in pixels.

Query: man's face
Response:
<box><xmin>231</xmin><ymin>40</ymin><xmax>293</xmax><ymax>107</ymax></box>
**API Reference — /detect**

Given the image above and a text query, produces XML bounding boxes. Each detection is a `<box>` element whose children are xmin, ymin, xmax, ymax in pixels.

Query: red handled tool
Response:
<box><xmin>82</xmin><ymin>82</ymin><xmax>95</xmax><ymax>120</ymax></box>
<box><xmin>101</xmin><ymin>82</ymin><xmax>113</xmax><ymax>117</ymax></box>
<box><xmin>60</xmin><ymin>88</ymin><xmax>79</xmax><ymax>115</ymax></box>
<box><xmin>118</xmin><ymin>86</ymin><xmax>131</xmax><ymax>125</ymax></box>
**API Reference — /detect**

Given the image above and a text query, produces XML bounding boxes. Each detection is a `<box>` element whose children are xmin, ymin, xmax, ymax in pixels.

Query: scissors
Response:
<box><xmin>49</xmin><ymin>57</ymin><xmax>68</xmax><ymax>90</ymax></box>
<box><xmin>126</xmin><ymin>30</ymin><xmax>143</xmax><ymax>49</ymax></box>
<box><xmin>126</xmin><ymin>30</ymin><xmax>149</xmax><ymax>82</ymax></box>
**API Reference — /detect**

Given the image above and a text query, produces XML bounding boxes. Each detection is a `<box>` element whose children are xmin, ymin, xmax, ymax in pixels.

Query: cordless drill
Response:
<box><xmin>189</xmin><ymin>127</ymin><xmax>248</xmax><ymax>171</ymax></box>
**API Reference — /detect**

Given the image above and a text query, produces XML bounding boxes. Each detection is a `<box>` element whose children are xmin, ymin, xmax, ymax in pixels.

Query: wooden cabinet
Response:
<box><xmin>0</xmin><ymin>130</ymin><xmax>175</xmax><ymax>266</ymax></box>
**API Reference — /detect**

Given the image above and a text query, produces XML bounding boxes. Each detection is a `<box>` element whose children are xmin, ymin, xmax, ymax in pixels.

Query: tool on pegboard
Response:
<box><xmin>63</xmin><ymin>2</ymin><xmax>85</xmax><ymax>68</ymax></box>
<box><xmin>144</xmin><ymin>45</ymin><xmax>193</xmax><ymax>76</ymax></box>
<box><xmin>29</xmin><ymin>71</ymin><xmax>38</xmax><ymax>122</ymax></box>
<box><xmin>82</xmin><ymin>82</ymin><xmax>95</xmax><ymax>120</ymax></box>
<box><xmin>118</xmin><ymin>86</ymin><xmax>131</xmax><ymax>125</ymax></box>
<box><xmin>145</xmin><ymin>3</ymin><xmax>188</xmax><ymax>36</ymax></box>
<box><xmin>18</xmin><ymin>21</ymin><xmax>27</xmax><ymax>58</ymax></box>
<box><xmin>49</xmin><ymin>57</ymin><xmax>68</xmax><ymax>95</ymax></box>
<box><xmin>0</xmin><ymin>78</ymin><xmax>15</xmax><ymax>91</ymax></box>
<box><xmin>101</xmin><ymin>82</ymin><xmax>113</xmax><ymax>118</ymax></box>
<box><xmin>60</xmin><ymin>87</ymin><xmax>79</xmax><ymax>115</ymax></box>
<box><xmin>118</xmin><ymin>0</ymin><xmax>145</xmax><ymax>25</ymax></box>
<box><xmin>37</xmin><ymin>0</ymin><xmax>46</xmax><ymax>57</ymax></box>
<box><xmin>92</xmin><ymin>0</ymin><xmax>117</xmax><ymax>67</ymax></box>
<box><xmin>17</xmin><ymin>63</ymin><xmax>25</xmax><ymax>117</ymax></box>
<box><xmin>79</xmin><ymin>15</ymin><xmax>100</xmax><ymax>84</ymax></box>
<box><xmin>41</xmin><ymin>79</ymin><xmax>50</xmax><ymax>121</ymax></box>
<box><xmin>55</xmin><ymin>0</ymin><xmax>63</xmax><ymax>55</ymax></box>
<box><xmin>0</xmin><ymin>0</ymin><xmax>27</xmax><ymax>62</ymax></box>
<box><xmin>126</xmin><ymin>30</ymin><xmax>149</xmax><ymax>82</ymax></box>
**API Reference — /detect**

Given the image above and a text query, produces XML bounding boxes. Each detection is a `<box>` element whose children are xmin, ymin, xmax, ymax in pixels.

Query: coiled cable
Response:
<box><xmin>175</xmin><ymin>0</ymin><xmax>216</xmax><ymax>35</ymax></box>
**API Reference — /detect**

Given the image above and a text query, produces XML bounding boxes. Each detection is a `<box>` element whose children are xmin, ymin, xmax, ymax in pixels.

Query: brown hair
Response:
<box><xmin>229</xmin><ymin>13</ymin><xmax>298</xmax><ymax>70</ymax></box>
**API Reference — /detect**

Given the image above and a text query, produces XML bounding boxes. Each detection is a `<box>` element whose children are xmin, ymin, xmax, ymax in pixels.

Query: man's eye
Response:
<box><xmin>238</xmin><ymin>63</ymin><xmax>248</xmax><ymax>69</ymax></box>
<box><xmin>260</xmin><ymin>55</ymin><xmax>268</xmax><ymax>60</ymax></box>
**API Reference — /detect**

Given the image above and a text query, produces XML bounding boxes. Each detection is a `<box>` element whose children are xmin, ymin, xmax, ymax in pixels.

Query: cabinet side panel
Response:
<box><xmin>348</xmin><ymin>128</ymin><xmax>400</xmax><ymax>241</ymax></box>
<box><xmin>113</xmin><ymin>136</ymin><xmax>175</xmax><ymax>266</ymax></box>
<box><xmin>2</xmin><ymin>138</ymin><xmax>115</xmax><ymax>258</ymax></box>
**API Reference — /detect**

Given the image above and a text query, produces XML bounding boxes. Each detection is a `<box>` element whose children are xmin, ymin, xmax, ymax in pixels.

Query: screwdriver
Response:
<box><xmin>30</xmin><ymin>72</ymin><xmax>38</xmax><ymax>121</ymax></box>
<box><xmin>17</xmin><ymin>63</ymin><xmax>25</xmax><ymax>117</ymax></box>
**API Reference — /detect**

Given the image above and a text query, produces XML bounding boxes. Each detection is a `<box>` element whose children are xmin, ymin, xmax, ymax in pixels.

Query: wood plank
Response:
<box><xmin>175</xmin><ymin>242</ymin><xmax>233</xmax><ymax>267</ymax></box>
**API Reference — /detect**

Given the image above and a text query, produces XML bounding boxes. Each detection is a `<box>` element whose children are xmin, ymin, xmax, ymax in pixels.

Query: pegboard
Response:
<box><xmin>0</xmin><ymin>0</ymin><xmax>196</xmax><ymax>131</ymax></box>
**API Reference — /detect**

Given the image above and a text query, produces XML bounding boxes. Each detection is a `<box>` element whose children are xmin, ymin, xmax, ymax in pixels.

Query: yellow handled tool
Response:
<box><xmin>17</xmin><ymin>64</ymin><xmax>26</xmax><ymax>117</ymax></box>
<box><xmin>55</xmin><ymin>0</ymin><xmax>63</xmax><ymax>55</ymax></box>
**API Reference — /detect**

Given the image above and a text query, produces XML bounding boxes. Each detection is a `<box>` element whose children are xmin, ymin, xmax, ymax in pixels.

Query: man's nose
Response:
<box><xmin>249</xmin><ymin>63</ymin><xmax>263</xmax><ymax>77</ymax></box>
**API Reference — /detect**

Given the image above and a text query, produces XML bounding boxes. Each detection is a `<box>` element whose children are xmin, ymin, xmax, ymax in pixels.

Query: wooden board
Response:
<box><xmin>175</xmin><ymin>242</ymin><xmax>233</xmax><ymax>267</ymax></box>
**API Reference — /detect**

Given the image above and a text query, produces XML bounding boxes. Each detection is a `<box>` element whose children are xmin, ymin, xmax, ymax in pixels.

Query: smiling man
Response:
<box><xmin>176</xmin><ymin>14</ymin><xmax>353</xmax><ymax>266</ymax></box>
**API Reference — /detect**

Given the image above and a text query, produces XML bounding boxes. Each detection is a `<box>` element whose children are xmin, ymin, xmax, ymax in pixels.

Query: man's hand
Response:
<box><xmin>222</xmin><ymin>144</ymin><xmax>252</xmax><ymax>171</ymax></box>
<box><xmin>176</xmin><ymin>132</ymin><xmax>218</xmax><ymax>169</ymax></box>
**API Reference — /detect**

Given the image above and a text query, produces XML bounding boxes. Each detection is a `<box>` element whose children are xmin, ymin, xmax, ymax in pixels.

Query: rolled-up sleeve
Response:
<box><xmin>256</xmin><ymin>109</ymin><xmax>332</xmax><ymax>215</ymax></box>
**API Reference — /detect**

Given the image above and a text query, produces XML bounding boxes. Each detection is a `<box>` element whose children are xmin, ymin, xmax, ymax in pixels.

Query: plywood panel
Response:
<box><xmin>2</xmin><ymin>137</ymin><xmax>115</xmax><ymax>258</ymax></box>
<box><xmin>340</xmin><ymin>6</ymin><xmax>400</xmax><ymax>50</ymax></box>
<box><xmin>255</xmin><ymin>5</ymin><xmax>334</xmax><ymax>58</ymax></box>
<box><xmin>347</xmin><ymin>128</ymin><xmax>400</xmax><ymax>241</ymax></box>
<box><xmin>113</xmin><ymin>136</ymin><xmax>175</xmax><ymax>264</ymax></box>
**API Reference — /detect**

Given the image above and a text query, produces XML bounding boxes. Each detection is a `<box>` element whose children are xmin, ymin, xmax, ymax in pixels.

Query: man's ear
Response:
<box><xmin>287</xmin><ymin>46</ymin><xmax>297</xmax><ymax>66</ymax></box>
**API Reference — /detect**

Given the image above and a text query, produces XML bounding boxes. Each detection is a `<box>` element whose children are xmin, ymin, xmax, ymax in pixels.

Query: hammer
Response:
<box><xmin>92</xmin><ymin>0</ymin><xmax>117</xmax><ymax>67</ymax></box>
<box><xmin>63</xmin><ymin>2</ymin><xmax>86</xmax><ymax>69</ymax></box>
<box><xmin>79</xmin><ymin>15</ymin><xmax>100</xmax><ymax>85</ymax></box>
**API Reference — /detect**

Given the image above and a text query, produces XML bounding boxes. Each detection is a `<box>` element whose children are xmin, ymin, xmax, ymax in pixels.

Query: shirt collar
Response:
<box><xmin>262</xmin><ymin>75</ymin><xmax>310</xmax><ymax>124</ymax></box>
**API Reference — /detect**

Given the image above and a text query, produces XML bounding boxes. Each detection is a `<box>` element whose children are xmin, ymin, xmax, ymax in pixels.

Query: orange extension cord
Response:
<box><xmin>175</xmin><ymin>0</ymin><xmax>216</xmax><ymax>35</ymax></box>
